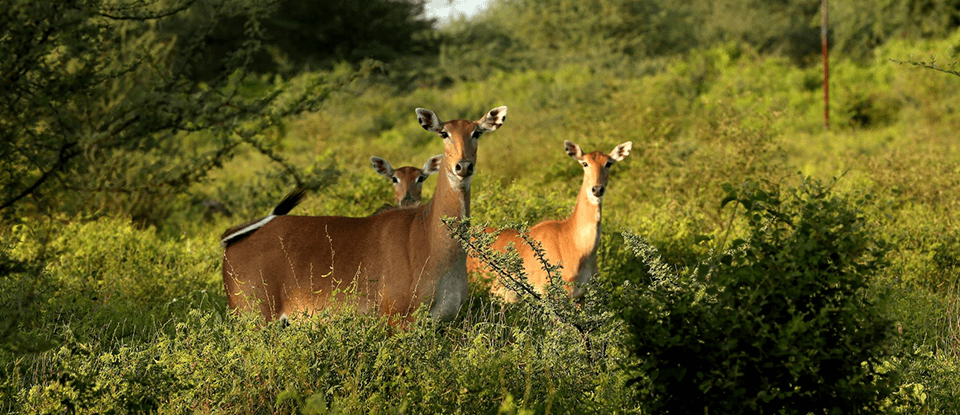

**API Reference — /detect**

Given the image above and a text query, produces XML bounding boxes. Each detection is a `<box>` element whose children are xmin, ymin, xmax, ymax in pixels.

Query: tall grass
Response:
<box><xmin>3</xmin><ymin>31</ymin><xmax>960</xmax><ymax>412</ymax></box>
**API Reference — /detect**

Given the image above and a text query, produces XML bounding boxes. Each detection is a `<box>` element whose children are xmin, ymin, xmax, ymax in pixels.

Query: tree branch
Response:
<box><xmin>0</xmin><ymin>142</ymin><xmax>79</xmax><ymax>212</ymax></box>
<box><xmin>98</xmin><ymin>0</ymin><xmax>197</xmax><ymax>21</ymax></box>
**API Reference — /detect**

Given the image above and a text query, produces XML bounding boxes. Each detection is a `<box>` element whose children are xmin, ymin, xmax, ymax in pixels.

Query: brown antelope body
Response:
<box><xmin>467</xmin><ymin>140</ymin><xmax>631</xmax><ymax>302</ymax></box>
<box><xmin>222</xmin><ymin>107</ymin><xmax>507</xmax><ymax>322</ymax></box>
<box><xmin>370</xmin><ymin>154</ymin><xmax>443</xmax><ymax>209</ymax></box>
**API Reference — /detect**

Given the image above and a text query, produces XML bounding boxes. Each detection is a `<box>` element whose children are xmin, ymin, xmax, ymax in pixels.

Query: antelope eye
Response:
<box><xmin>581</xmin><ymin>162</ymin><xmax>588</xmax><ymax>167</ymax></box>
<box><xmin>440</xmin><ymin>131</ymin><xmax>449</xmax><ymax>139</ymax></box>
<box><xmin>391</xmin><ymin>177</ymin><xmax>399</xmax><ymax>184</ymax></box>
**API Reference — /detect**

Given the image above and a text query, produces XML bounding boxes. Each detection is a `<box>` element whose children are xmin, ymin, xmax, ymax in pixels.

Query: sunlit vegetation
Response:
<box><xmin>3</xmin><ymin>0</ymin><xmax>960</xmax><ymax>412</ymax></box>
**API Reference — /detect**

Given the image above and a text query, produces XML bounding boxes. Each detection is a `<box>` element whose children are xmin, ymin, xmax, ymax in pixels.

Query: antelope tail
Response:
<box><xmin>220</xmin><ymin>188</ymin><xmax>307</xmax><ymax>247</ymax></box>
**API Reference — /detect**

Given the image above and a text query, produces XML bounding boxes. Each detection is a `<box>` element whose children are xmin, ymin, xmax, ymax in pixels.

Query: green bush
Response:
<box><xmin>617</xmin><ymin>178</ymin><xmax>894</xmax><ymax>414</ymax></box>
<box><xmin>4</xmin><ymin>4</ymin><xmax>960</xmax><ymax>411</ymax></box>
<box><xmin>879</xmin><ymin>282</ymin><xmax>960</xmax><ymax>413</ymax></box>
<box><xmin>0</xmin><ymin>218</ymin><xmax>636</xmax><ymax>413</ymax></box>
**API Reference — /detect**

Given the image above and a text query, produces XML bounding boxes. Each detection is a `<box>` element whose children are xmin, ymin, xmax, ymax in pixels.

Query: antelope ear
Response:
<box><xmin>422</xmin><ymin>154</ymin><xmax>443</xmax><ymax>176</ymax></box>
<box><xmin>564</xmin><ymin>140</ymin><xmax>584</xmax><ymax>160</ymax></box>
<box><xmin>477</xmin><ymin>106</ymin><xmax>507</xmax><ymax>132</ymax></box>
<box><xmin>416</xmin><ymin>108</ymin><xmax>443</xmax><ymax>133</ymax></box>
<box><xmin>609</xmin><ymin>141</ymin><xmax>632</xmax><ymax>161</ymax></box>
<box><xmin>370</xmin><ymin>156</ymin><xmax>394</xmax><ymax>178</ymax></box>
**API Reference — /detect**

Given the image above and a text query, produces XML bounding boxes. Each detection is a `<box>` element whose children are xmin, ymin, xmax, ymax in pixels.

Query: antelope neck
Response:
<box><xmin>564</xmin><ymin>180</ymin><xmax>602</xmax><ymax>252</ymax></box>
<box><xmin>426</xmin><ymin>164</ymin><xmax>470</xmax><ymax>237</ymax></box>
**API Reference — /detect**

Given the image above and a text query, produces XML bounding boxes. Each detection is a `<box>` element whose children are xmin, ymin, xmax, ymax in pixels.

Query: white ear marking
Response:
<box><xmin>564</xmin><ymin>140</ymin><xmax>584</xmax><ymax>160</ymax></box>
<box><xmin>609</xmin><ymin>141</ymin><xmax>633</xmax><ymax>161</ymax></box>
<box><xmin>370</xmin><ymin>156</ymin><xmax>394</xmax><ymax>178</ymax></box>
<box><xmin>422</xmin><ymin>154</ymin><xmax>443</xmax><ymax>175</ymax></box>
<box><xmin>477</xmin><ymin>106</ymin><xmax>507</xmax><ymax>132</ymax></box>
<box><xmin>416</xmin><ymin>108</ymin><xmax>443</xmax><ymax>133</ymax></box>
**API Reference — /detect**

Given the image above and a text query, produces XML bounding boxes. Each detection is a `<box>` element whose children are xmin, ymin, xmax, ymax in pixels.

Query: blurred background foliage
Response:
<box><xmin>4</xmin><ymin>0</ymin><xmax>960</xmax><ymax>227</ymax></box>
<box><xmin>2</xmin><ymin>0</ymin><xmax>960</xmax><ymax>412</ymax></box>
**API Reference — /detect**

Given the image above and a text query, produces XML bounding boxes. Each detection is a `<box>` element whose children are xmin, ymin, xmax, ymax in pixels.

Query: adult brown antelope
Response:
<box><xmin>370</xmin><ymin>154</ymin><xmax>443</xmax><ymax>209</ymax></box>
<box><xmin>221</xmin><ymin>106</ymin><xmax>507</xmax><ymax>323</ymax></box>
<box><xmin>467</xmin><ymin>140</ymin><xmax>632</xmax><ymax>302</ymax></box>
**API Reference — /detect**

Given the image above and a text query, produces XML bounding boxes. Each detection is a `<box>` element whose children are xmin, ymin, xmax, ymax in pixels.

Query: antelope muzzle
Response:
<box><xmin>455</xmin><ymin>160</ymin><xmax>475</xmax><ymax>178</ymax></box>
<box><xmin>591</xmin><ymin>185</ymin><xmax>605</xmax><ymax>198</ymax></box>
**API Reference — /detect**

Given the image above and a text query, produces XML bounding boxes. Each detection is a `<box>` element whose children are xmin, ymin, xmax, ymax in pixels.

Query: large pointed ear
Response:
<box><xmin>416</xmin><ymin>108</ymin><xmax>443</xmax><ymax>133</ymax></box>
<box><xmin>609</xmin><ymin>141</ymin><xmax>632</xmax><ymax>162</ymax></box>
<box><xmin>421</xmin><ymin>154</ymin><xmax>443</xmax><ymax>176</ymax></box>
<box><xmin>370</xmin><ymin>156</ymin><xmax>394</xmax><ymax>178</ymax></box>
<box><xmin>564</xmin><ymin>140</ymin><xmax>584</xmax><ymax>160</ymax></box>
<box><xmin>476</xmin><ymin>106</ymin><xmax>507</xmax><ymax>132</ymax></box>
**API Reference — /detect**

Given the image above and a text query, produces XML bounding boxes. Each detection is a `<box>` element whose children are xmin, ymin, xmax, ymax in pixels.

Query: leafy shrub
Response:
<box><xmin>617</xmin><ymin>178</ymin><xmax>894</xmax><ymax>414</ymax></box>
<box><xmin>0</xmin><ymin>216</ymin><xmax>636</xmax><ymax>413</ymax></box>
<box><xmin>879</xmin><ymin>282</ymin><xmax>960</xmax><ymax>413</ymax></box>
<box><xmin>4</xmin><ymin>6</ymin><xmax>960</xmax><ymax>411</ymax></box>
<box><xmin>6</xmin><ymin>300</ymin><xmax>636</xmax><ymax>414</ymax></box>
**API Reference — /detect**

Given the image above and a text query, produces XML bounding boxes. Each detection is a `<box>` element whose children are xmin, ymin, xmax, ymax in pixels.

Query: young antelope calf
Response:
<box><xmin>370</xmin><ymin>154</ymin><xmax>443</xmax><ymax>209</ymax></box>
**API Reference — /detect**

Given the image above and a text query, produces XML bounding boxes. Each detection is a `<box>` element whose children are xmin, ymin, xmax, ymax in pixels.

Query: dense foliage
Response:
<box><xmin>0</xmin><ymin>0</ymin><xmax>364</xmax><ymax>226</ymax></box>
<box><xmin>434</xmin><ymin>0</ymin><xmax>960</xmax><ymax>83</ymax></box>
<box><xmin>170</xmin><ymin>0</ymin><xmax>436</xmax><ymax>78</ymax></box>
<box><xmin>618</xmin><ymin>179</ymin><xmax>893</xmax><ymax>413</ymax></box>
<box><xmin>2</xmin><ymin>0</ymin><xmax>960</xmax><ymax>413</ymax></box>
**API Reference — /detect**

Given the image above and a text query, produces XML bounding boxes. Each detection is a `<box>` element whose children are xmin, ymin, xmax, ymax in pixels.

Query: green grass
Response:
<box><xmin>4</xmin><ymin>32</ymin><xmax>960</xmax><ymax>413</ymax></box>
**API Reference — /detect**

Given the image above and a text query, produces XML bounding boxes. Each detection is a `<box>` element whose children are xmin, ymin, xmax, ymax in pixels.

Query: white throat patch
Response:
<box><xmin>587</xmin><ymin>193</ymin><xmax>603</xmax><ymax>205</ymax></box>
<box><xmin>445</xmin><ymin>168</ymin><xmax>471</xmax><ymax>190</ymax></box>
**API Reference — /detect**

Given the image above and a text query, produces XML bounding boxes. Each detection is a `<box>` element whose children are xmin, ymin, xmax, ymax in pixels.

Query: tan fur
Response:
<box><xmin>223</xmin><ymin>107</ymin><xmax>506</xmax><ymax>323</ymax></box>
<box><xmin>467</xmin><ymin>141</ymin><xmax>631</xmax><ymax>302</ymax></box>
<box><xmin>391</xmin><ymin>166</ymin><xmax>427</xmax><ymax>207</ymax></box>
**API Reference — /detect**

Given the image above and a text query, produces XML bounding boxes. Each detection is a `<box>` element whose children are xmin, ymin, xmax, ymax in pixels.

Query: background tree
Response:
<box><xmin>435</xmin><ymin>0</ymin><xmax>960</xmax><ymax>79</ymax></box>
<box><xmin>692</xmin><ymin>0</ymin><xmax>822</xmax><ymax>62</ymax></box>
<box><xmin>0</xmin><ymin>0</ymin><xmax>375</xmax><ymax>351</ymax></box>
<box><xmin>0</xmin><ymin>0</ymin><xmax>370</xmax><ymax>227</ymax></box>
<box><xmin>830</xmin><ymin>0</ymin><xmax>960</xmax><ymax>59</ymax></box>
<box><xmin>167</xmin><ymin>0</ymin><xmax>436</xmax><ymax>79</ymax></box>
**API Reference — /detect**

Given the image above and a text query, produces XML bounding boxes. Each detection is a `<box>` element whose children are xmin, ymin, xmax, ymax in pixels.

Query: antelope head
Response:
<box><xmin>370</xmin><ymin>154</ymin><xmax>443</xmax><ymax>208</ymax></box>
<box><xmin>564</xmin><ymin>140</ymin><xmax>633</xmax><ymax>204</ymax></box>
<box><xmin>416</xmin><ymin>106</ymin><xmax>507</xmax><ymax>190</ymax></box>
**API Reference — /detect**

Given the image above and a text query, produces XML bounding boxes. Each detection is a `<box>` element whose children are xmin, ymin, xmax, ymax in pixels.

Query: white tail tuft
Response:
<box><xmin>220</xmin><ymin>215</ymin><xmax>277</xmax><ymax>247</ymax></box>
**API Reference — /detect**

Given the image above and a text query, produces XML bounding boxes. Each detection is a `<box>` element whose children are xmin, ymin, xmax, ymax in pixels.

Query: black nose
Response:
<box><xmin>455</xmin><ymin>161</ymin><xmax>474</xmax><ymax>178</ymax></box>
<box><xmin>592</xmin><ymin>185</ymin><xmax>605</xmax><ymax>197</ymax></box>
<box><xmin>399</xmin><ymin>195</ymin><xmax>418</xmax><ymax>208</ymax></box>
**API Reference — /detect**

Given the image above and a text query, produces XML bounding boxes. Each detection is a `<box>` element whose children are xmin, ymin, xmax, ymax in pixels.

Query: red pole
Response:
<box><xmin>822</xmin><ymin>0</ymin><xmax>829</xmax><ymax>130</ymax></box>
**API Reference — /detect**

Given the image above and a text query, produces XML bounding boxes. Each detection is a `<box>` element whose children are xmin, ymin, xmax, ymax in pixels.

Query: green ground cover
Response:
<box><xmin>3</xmin><ymin>2</ymin><xmax>960</xmax><ymax>412</ymax></box>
